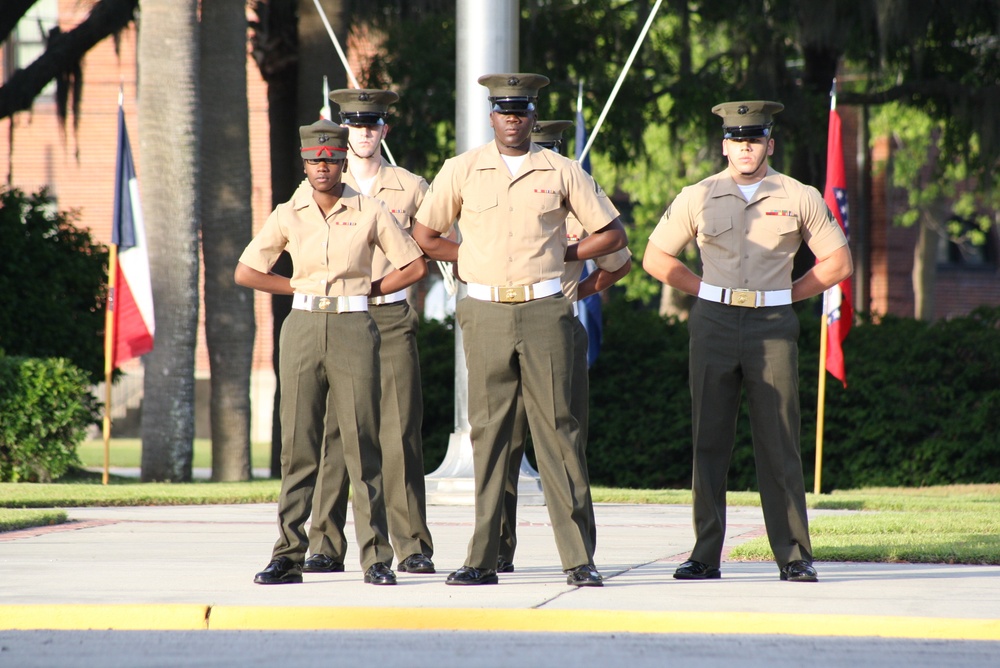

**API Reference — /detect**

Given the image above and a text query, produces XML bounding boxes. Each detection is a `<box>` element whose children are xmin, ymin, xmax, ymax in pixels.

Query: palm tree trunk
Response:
<box><xmin>913</xmin><ymin>217</ymin><xmax>938</xmax><ymax>321</ymax></box>
<box><xmin>138</xmin><ymin>0</ymin><xmax>200</xmax><ymax>481</ymax></box>
<box><xmin>201</xmin><ymin>0</ymin><xmax>255</xmax><ymax>481</ymax></box>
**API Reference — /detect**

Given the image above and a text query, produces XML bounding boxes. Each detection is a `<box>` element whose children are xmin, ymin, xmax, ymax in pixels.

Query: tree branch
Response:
<box><xmin>0</xmin><ymin>0</ymin><xmax>138</xmax><ymax>120</ymax></box>
<box><xmin>0</xmin><ymin>0</ymin><xmax>39</xmax><ymax>45</ymax></box>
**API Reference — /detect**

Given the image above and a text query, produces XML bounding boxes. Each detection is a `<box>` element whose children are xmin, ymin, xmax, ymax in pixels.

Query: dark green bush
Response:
<box><xmin>0</xmin><ymin>188</ymin><xmax>109</xmax><ymax>383</ymax></box>
<box><xmin>0</xmin><ymin>355</ymin><xmax>100</xmax><ymax>482</ymax></box>
<box><xmin>417</xmin><ymin>315</ymin><xmax>457</xmax><ymax>472</ymax></box>
<box><xmin>587</xmin><ymin>299</ymin><xmax>1000</xmax><ymax>491</ymax></box>
<box><xmin>812</xmin><ymin>306</ymin><xmax>1000</xmax><ymax>490</ymax></box>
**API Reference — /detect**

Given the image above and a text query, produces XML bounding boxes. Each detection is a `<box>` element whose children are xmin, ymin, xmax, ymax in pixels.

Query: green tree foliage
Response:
<box><xmin>870</xmin><ymin>102</ymin><xmax>998</xmax><ymax>245</ymax></box>
<box><xmin>0</xmin><ymin>188</ymin><xmax>108</xmax><ymax>383</ymax></box>
<box><xmin>355</xmin><ymin>3</ymin><xmax>458</xmax><ymax>178</ymax></box>
<box><xmin>0</xmin><ymin>355</ymin><xmax>99</xmax><ymax>482</ymax></box>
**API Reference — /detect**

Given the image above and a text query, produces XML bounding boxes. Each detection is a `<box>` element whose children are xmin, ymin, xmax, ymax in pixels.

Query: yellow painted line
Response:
<box><xmin>1</xmin><ymin>605</ymin><xmax>997</xmax><ymax>640</ymax></box>
<box><xmin>208</xmin><ymin>607</ymin><xmax>1000</xmax><ymax>641</ymax></box>
<box><xmin>0</xmin><ymin>605</ymin><xmax>209</xmax><ymax>631</ymax></box>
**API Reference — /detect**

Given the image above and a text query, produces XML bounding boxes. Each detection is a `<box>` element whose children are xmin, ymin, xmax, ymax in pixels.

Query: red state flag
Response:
<box><xmin>822</xmin><ymin>106</ymin><xmax>853</xmax><ymax>388</ymax></box>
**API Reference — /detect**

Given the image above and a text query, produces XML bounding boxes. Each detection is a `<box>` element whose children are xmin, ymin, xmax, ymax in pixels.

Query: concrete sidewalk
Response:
<box><xmin>1</xmin><ymin>502</ymin><xmax>998</xmax><ymax>639</ymax></box>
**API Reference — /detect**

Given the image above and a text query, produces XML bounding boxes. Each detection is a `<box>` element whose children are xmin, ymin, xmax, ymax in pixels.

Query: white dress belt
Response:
<box><xmin>698</xmin><ymin>282</ymin><xmax>792</xmax><ymax>308</ymax></box>
<box><xmin>291</xmin><ymin>293</ymin><xmax>369</xmax><ymax>313</ymax></box>
<box><xmin>466</xmin><ymin>277</ymin><xmax>562</xmax><ymax>304</ymax></box>
<box><xmin>368</xmin><ymin>289</ymin><xmax>408</xmax><ymax>306</ymax></box>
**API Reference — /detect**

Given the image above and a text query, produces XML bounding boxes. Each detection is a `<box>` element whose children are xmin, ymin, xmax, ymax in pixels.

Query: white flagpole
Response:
<box><xmin>579</xmin><ymin>0</ymin><xmax>663</xmax><ymax>163</ymax></box>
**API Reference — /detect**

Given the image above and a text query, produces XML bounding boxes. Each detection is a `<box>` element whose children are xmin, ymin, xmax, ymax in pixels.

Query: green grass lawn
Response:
<box><xmin>76</xmin><ymin>439</ymin><xmax>273</xmax><ymax>470</ymax></box>
<box><xmin>3</xmin><ymin>450</ymin><xmax>999</xmax><ymax>566</ymax></box>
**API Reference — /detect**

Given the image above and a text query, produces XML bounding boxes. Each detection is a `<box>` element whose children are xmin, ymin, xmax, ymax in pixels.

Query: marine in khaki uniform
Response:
<box><xmin>303</xmin><ymin>88</ymin><xmax>436</xmax><ymax>576</ymax></box>
<box><xmin>643</xmin><ymin>100</ymin><xmax>853</xmax><ymax>583</ymax></box>
<box><xmin>498</xmin><ymin>120</ymin><xmax>632</xmax><ymax>573</ymax></box>
<box><xmin>413</xmin><ymin>74</ymin><xmax>629</xmax><ymax>587</ymax></box>
<box><xmin>236</xmin><ymin>121</ymin><xmax>428</xmax><ymax>586</ymax></box>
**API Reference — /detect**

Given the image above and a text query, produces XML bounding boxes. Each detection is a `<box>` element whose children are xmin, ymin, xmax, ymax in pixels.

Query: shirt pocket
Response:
<box><xmin>762</xmin><ymin>216</ymin><xmax>801</xmax><ymax>258</ymax></box>
<box><xmin>527</xmin><ymin>190</ymin><xmax>565</xmax><ymax>238</ymax></box>
<box><xmin>697</xmin><ymin>216</ymin><xmax>738</xmax><ymax>260</ymax></box>
<box><xmin>464</xmin><ymin>193</ymin><xmax>498</xmax><ymax>215</ymax></box>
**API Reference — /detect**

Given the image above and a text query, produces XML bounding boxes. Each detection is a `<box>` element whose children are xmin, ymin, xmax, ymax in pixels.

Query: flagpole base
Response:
<box><xmin>425</xmin><ymin>431</ymin><xmax>545</xmax><ymax>506</ymax></box>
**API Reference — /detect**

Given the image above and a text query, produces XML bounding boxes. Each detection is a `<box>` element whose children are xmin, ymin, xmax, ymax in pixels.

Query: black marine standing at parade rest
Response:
<box><xmin>643</xmin><ymin>100</ymin><xmax>853</xmax><ymax>583</ymax></box>
<box><xmin>300</xmin><ymin>88</ymin><xmax>437</xmax><ymax>578</ymax></box>
<box><xmin>412</xmin><ymin>73</ymin><xmax>629</xmax><ymax>587</ymax></box>
<box><xmin>236</xmin><ymin>122</ymin><xmax>427</xmax><ymax>586</ymax></box>
<box><xmin>497</xmin><ymin>119</ymin><xmax>633</xmax><ymax>575</ymax></box>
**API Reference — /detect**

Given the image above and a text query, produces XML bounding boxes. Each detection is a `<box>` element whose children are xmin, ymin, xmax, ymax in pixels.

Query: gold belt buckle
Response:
<box><xmin>316</xmin><ymin>297</ymin><xmax>332</xmax><ymax>311</ymax></box>
<box><xmin>497</xmin><ymin>286</ymin><xmax>527</xmax><ymax>303</ymax></box>
<box><xmin>729</xmin><ymin>289</ymin><xmax>758</xmax><ymax>308</ymax></box>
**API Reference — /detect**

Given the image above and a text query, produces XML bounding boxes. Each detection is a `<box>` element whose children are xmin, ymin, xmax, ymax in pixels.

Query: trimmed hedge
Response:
<box><xmin>418</xmin><ymin>300</ymin><xmax>1000</xmax><ymax>491</ymax></box>
<box><xmin>0</xmin><ymin>355</ymin><xmax>100</xmax><ymax>482</ymax></box>
<box><xmin>813</xmin><ymin>306</ymin><xmax>1000</xmax><ymax>490</ymax></box>
<box><xmin>588</xmin><ymin>300</ymin><xmax>1000</xmax><ymax>492</ymax></box>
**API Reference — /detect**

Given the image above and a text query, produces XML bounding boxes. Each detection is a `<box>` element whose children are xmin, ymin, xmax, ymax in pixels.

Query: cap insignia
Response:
<box><xmin>318</xmin><ymin>134</ymin><xmax>330</xmax><ymax>143</ymax></box>
<box><xmin>357</xmin><ymin>92</ymin><xmax>371</xmax><ymax>102</ymax></box>
<box><xmin>737</xmin><ymin>105</ymin><xmax>749</xmax><ymax>115</ymax></box>
<box><xmin>507</xmin><ymin>77</ymin><xmax>520</xmax><ymax>86</ymax></box>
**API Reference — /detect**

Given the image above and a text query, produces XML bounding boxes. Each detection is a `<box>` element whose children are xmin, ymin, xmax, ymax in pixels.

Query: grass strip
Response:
<box><xmin>76</xmin><ymin>439</ymin><xmax>272</xmax><ymax>470</ymax></box>
<box><xmin>0</xmin><ymin>476</ymin><xmax>280</xmax><ymax>509</ymax></box>
<box><xmin>731</xmin><ymin>510</ymin><xmax>1000</xmax><ymax>565</ymax></box>
<box><xmin>0</xmin><ymin>508</ymin><xmax>68</xmax><ymax>532</ymax></box>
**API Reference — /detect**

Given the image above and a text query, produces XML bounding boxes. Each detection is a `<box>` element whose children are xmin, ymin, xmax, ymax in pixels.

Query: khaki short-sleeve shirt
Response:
<box><xmin>648</xmin><ymin>167</ymin><xmax>847</xmax><ymax>291</ymax></box>
<box><xmin>562</xmin><ymin>214</ymin><xmax>631</xmax><ymax>302</ymax></box>
<box><xmin>416</xmin><ymin>142</ymin><xmax>620</xmax><ymax>286</ymax></box>
<box><xmin>239</xmin><ymin>183</ymin><xmax>424</xmax><ymax>296</ymax></box>
<box><xmin>344</xmin><ymin>158</ymin><xmax>429</xmax><ymax>281</ymax></box>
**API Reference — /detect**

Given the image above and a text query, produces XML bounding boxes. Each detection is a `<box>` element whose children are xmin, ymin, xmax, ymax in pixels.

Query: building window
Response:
<box><xmin>937</xmin><ymin>216</ymin><xmax>997</xmax><ymax>268</ymax></box>
<box><xmin>3</xmin><ymin>0</ymin><xmax>60</xmax><ymax>99</ymax></box>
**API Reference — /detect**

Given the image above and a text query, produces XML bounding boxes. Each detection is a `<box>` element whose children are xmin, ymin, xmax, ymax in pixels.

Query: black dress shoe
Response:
<box><xmin>253</xmin><ymin>557</ymin><xmax>303</xmax><ymax>585</ymax></box>
<box><xmin>496</xmin><ymin>557</ymin><xmax>515</xmax><ymax>573</ymax></box>
<box><xmin>565</xmin><ymin>564</ymin><xmax>603</xmax><ymax>587</ymax></box>
<box><xmin>397</xmin><ymin>553</ymin><xmax>436</xmax><ymax>574</ymax></box>
<box><xmin>673</xmin><ymin>559</ymin><xmax>721</xmax><ymax>580</ymax></box>
<box><xmin>445</xmin><ymin>565</ymin><xmax>499</xmax><ymax>586</ymax></box>
<box><xmin>780</xmin><ymin>560</ymin><xmax>818</xmax><ymax>582</ymax></box>
<box><xmin>363</xmin><ymin>562</ymin><xmax>397</xmax><ymax>585</ymax></box>
<box><xmin>302</xmin><ymin>554</ymin><xmax>345</xmax><ymax>573</ymax></box>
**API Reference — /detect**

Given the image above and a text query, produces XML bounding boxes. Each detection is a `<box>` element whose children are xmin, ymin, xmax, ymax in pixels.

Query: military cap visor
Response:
<box><xmin>491</xmin><ymin>98</ymin><xmax>536</xmax><ymax>114</ymax></box>
<box><xmin>723</xmin><ymin>124</ymin><xmax>773</xmax><ymax>139</ymax></box>
<box><xmin>340</xmin><ymin>112</ymin><xmax>387</xmax><ymax>127</ymax></box>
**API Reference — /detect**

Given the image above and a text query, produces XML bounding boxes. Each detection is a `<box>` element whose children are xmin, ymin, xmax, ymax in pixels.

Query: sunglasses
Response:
<box><xmin>304</xmin><ymin>158</ymin><xmax>344</xmax><ymax>165</ymax></box>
